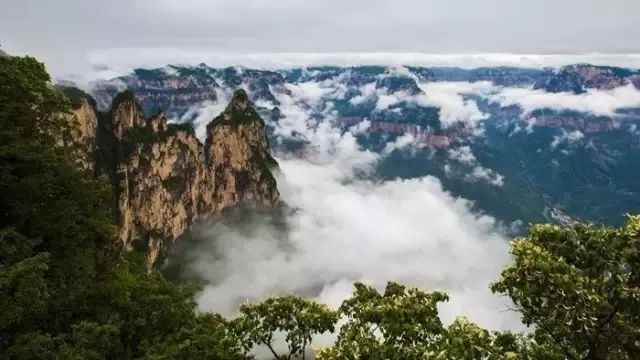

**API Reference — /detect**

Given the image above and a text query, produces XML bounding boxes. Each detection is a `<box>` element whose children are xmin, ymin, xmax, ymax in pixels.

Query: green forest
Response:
<box><xmin>1</xmin><ymin>54</ymin><xmax>639</xmax><ymax>359</ymax></box>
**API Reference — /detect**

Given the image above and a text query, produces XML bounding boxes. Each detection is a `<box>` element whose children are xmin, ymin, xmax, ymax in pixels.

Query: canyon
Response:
<box><xmin>86</xmin><ymin>64</ymin><xmax>640</xmax><ymax>143</ymax></box>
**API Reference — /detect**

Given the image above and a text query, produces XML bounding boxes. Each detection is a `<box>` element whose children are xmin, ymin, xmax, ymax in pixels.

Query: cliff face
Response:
<box><xmin>63</xmin><ymin>100</ymin><xmax>98</xmax><ymax>171</ymax></box>
<box><xmin>205</xmin><ymin>89</ymin><xmax>279</xmax><ymax>214</ymax></box>
<box><xmin>66</xmin><ymin>88</ymin><xmax>279</xmax><ymax>267</ymax></box>
<box><xmin>58</xmin><ymin>87</ymin><xmax>98</xmax><ymax>172</ymax></box>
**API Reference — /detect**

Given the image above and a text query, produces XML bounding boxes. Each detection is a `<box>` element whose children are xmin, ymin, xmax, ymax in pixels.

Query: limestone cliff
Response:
<box><xmin>65</xmin><ymin>88</ymin><xmax>279</xmax><ymax>267</ymax></box>
<box><xmin>57</xmin><ymin>86</ymin><xmax>98</xmax><ymax>172</ymax></box>
<box><xmin>205</xmin><ymin>89</ymin><xmax>279</xmax><ymax>214</ymax></box>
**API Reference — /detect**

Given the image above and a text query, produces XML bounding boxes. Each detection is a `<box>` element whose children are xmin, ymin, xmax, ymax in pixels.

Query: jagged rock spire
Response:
<box><xmin>110</xmin><ymin>90</ymin><xmax>146</xmax><ymax>138</ymax></box>
<box><xmin>227</xmin><ymin>89</ymin><xmax>250</xmax><ymax>112</ymax></box>
<box><xmin>64</xmin><ymin>88</ymin><xmax>279</xmax><ymax>267</ymax></box>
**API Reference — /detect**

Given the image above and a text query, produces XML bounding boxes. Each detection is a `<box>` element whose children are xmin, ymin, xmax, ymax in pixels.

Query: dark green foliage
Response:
<box><xmin>0</xmin><ymin>55</ymin><xmax>71</xmax><ymax>147</ymax></box>
<box><xmin>235</xmin><ymin>295</ymin><xmax>338</xmax><ymax>359</ymax></box>
<box><xmin>164</xmin><ymin>122</ymin><xmax>194</xmax><ymax>137</ymax></box>
<box><xmin>133</xmin><ymin>68</ymin><xmax>165</xmax><ymax>80</ymax></box>
<box><xmin>317</xmin><ymin>282</ymin><xmax>522</xmax><ymax>360</ymax></box>
<box><xmin>145</xmin><ymin>314</ymin><xmax>251</xmax><ymax>360</ymax></box>
<box><xmin>219</xmin><ymin>67</ymin><xmax>243</xmax><ymax>87</ymax></box>
<box><xmin>4</xmin><ymin>53</ymin><xmax>640</xmax><ymax>360</ymax></box>
<box><xmin>111</xmin><ymin>89</ymin><xmax>137</xmax><ymax>108</ymax></box>
<box><xmin>163</xmin><ymin>174</ymin><xmax>187</xmax><ymax>196</ymax></box>
<box><xmin>119</xmin><ymin>121</ymin><xmax>196</xmax><ymax>161</ymax></box>
<box><xmin>0</xmin><ymin>54</ymin><xmax>247</xmax><ymax>359</ymax></box>
<box><xmin>491</xmin><ymin>216</ymin><xmax>640</xmax><ymax>359</ymax></box>
<box><xmin>54</xmin><ymin>85</ymin><xmax>97</xmax><ymax>109</ymax></box>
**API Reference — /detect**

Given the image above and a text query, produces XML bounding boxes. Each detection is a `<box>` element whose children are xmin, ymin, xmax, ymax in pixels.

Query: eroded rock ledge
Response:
<box><xmin>64</xmin><ymin>88</ymin><xmax>279</xmax><ymax>266</ymax></box>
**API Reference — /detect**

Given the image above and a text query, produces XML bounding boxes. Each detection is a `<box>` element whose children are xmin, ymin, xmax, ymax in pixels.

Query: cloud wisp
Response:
<box><xmin>447</xmin><ymin>146</ymin><xmax>505</xmax><ymax>187</ymax></box>
<box><xmin>488</xmin><ymin>84</ymin><xmax>640</xmax><ymax>117</ymax></box>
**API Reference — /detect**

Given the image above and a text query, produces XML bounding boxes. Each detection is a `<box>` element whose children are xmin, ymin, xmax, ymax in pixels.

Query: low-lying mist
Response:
<box><xmin>164</xmin><ymin>118</ymin><xmax>523</xmax><ymax>331</ymax></box>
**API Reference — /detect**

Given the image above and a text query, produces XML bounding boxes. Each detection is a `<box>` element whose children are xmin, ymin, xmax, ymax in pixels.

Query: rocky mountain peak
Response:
<box><xmin>62</xmin><ymin>87</ymin><xmax>279</xmax><ymax>267</ymax></box>
<box><xmin>228</xmin><ymin>88</ymin><xmax>250</xmax><ymax>112</ymax></box>
<box><xmin>110</xmin><ymin>90</ymin><xmax>146</xmax><ymax>138</ymax></box>
<box><xmin>204</xmin><ymin>89</ymin><xmax>279</xmax><ymax>214</ymax></box>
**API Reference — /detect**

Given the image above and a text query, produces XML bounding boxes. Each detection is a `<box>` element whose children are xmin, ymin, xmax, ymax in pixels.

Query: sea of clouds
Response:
<box><xmin>163</xmin><ymin>64</ymin><xmax>640</xmax><ymax>349</ymax></box>
<box><xmin>68</xmin><ymin>51</ymin><xmax>640</xmax><ymax>83</ymax></box>
<box><xmin>173</xmin><ymin>77</ymin><xmax>526</xmax><ymax>336</ymax></box>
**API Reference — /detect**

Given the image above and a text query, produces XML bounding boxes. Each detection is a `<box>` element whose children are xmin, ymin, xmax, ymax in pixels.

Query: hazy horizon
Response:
<box><xmin>3</xmin><ymin>0</ymin><xmax>640</xmax><ymax>82</ymax></box>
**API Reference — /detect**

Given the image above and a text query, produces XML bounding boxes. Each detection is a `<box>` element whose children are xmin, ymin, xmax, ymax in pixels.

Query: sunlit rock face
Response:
<box><xmin>65</xmin><ymin>98</ymin><xmax>98</xmax><ymax>171</ymax></box>
<box><xmin>205</xmin><ymin>89</ymin><xmax>280</xmax><ymax>214</ymax></box>
<box><xmin>55</xmin><ymin>86</ymin><xmax>99</xmax><ymax>172</ymax></box>
<box><xmin>65</xmin><ymin>88</ymin><xmax>279</xmax><ymax>267</ymax></box>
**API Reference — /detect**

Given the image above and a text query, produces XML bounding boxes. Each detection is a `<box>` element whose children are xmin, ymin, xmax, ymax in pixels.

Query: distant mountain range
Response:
<box><xmin>75</xmin><ymin>63</ymin><xmax>640</xmax><ymax>229</ymax></box>
<box><xmin>89</xmin><ymin>63</ymin><xmax>640</xmax><ymax>116</ymax></box>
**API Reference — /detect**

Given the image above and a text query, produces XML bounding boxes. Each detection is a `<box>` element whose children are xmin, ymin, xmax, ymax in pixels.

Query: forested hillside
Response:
<box><xmin>1</xmin><ymin>54</ymin><xmax>639</xmax><ymax>359</ymax></box>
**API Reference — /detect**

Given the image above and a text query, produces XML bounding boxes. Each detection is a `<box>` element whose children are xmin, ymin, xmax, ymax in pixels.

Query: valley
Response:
<box><xmin>77</xmin><ymin>63</ymin><xmax>640</xmax><ymax>228</ymax></box>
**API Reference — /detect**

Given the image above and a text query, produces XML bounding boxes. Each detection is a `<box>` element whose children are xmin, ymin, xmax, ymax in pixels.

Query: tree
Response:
<box><xmin>144</xmin><ymin>314</ymin><xmax>251</xmax><ymax>360</ymax></box>
<box><xmin>235</xmin><ymin>295</ymin><xmax>338</xmax><ymax>359</ymax></box>
<box><xmin>4</xmin><ymin>53</ymin><xmax>640</xmax><ymax>360</ymax></box>
<box><xmin>491</xmin><ymin>216</ymin><xmax>640</xmax><ymax>359</ymax></box>
<box><xmin>0</xmin><ymin>54</ymin><xmax>116</xmax><ymax>350</ymax></box>
<box><xmin>0</xmin><ymin>54</ymin><xmax>249</xmax><ymax>359</ymax></box>
<box><xmin>316</xmin><ymin>282</ymin><xmax>519</xmax><ymax>360</ymax></box>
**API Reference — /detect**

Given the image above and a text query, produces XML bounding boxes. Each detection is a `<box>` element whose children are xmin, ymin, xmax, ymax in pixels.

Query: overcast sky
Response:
<box><xmin>2</xmin><ymin>0</ymin><xmax>639</xmax><ymax>80</ymax></box>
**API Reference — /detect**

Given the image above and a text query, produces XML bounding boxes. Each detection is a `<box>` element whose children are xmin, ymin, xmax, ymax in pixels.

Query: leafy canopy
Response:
<box><xmin>0</xmin><ymin>54</ymin><xmax>250</xmax><ymax>359</ymax></box>
<box><xmin>491</xmin><ymin>216</ymin><xmax>640</xmax><ymax>360</ymax></box>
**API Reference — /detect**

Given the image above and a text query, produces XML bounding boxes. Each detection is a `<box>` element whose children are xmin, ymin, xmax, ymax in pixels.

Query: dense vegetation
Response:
<box><xmin>1</xmin><ymin>55</ymin><xmax>639</xmax><ymax>359</ymax></box>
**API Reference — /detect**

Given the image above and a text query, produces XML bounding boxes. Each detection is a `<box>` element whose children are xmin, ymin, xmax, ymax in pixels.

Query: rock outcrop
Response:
<box><xmin>58</xmin><ymin>86</ymin><xmax>98</xmax><ymax>171</ymax></box>
<box><xmin>65</xmin><ymin>88</ymin><xmax>279</xmax><ymax>267</ymax></box>
<box><xmin>205</xmin><ymin>89</ymin><xmax>279</xmax><ymax>214</ymax></box>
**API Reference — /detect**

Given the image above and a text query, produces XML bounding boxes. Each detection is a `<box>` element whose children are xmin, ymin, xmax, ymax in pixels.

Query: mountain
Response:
<box><xmin>89</xmin><ymin>63</ymin><xmax>640</xmax><ymax>126</ymax></box>
<box><xmin>60</xmin><ymin>87</ymin><xmax>279</xmax><ymax>266</ymax></box>
<box><xmin>80</xmin><ymin>63</ymin><xmax>640</xmax><ymax>229</ymax></box>
<box><xmin>91</xmin><ymin>65</ymin><xmax>289</xmax><ymax>118</ymax></box>
<box><xmin>533</xmin><ymin>64</ymin><xmax>640</xmax><ymax>93</ymax></box>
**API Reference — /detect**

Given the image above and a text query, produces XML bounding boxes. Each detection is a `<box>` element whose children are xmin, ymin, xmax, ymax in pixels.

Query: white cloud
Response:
<box><xmin>345</xmin><ymin>77</ymin><xmax>640</xmax><ymax>127</ymax></box>
<box><xmin>384</xmin><ymin>65</ymin><xmax>419</xmax><ymax>80</ymax></box>
<box><xmin>375</xmin><ymin>93</ymin><xmax>404</xmax><ymax>110</ymax></box>
<box><xmin>550</xmin><ymin>129</ymin><xmax>585</xmax><ymax>149</ymax></box>
<box><xmin>348</xmin><ymin>119</ymin><xmax>371</xmax><ymax>135</ymax></box>
<box><xmin>284</xmin><ymin>80</ymin><xmax>346</xmax><ymax>107</ymax></box>
<box><xmin>415</xmin><ymin>82</ymin><xmax>492</xmax><ymax>126</ymax></box>
<box><xmin>352</xmin><ymin>80</ymin><xmax>490</xmax><ymax>127</ymax></box>
<box><xmin>37</xmin><ymin>49</ymin><xmax>640</xmax><ymax>84</ymax></box>
<box><xmin>382</xmin><ymin>133</ymin><xmax>417</xmax><ymax>155</ymax></box>
<box><xmin>446</xmin><ymin>146</ymin><xmax>505</xmax><ymax>187</ymax></box>
<box><xmin>468</xmin><ymin>166</ymin><xmax>505</xmax><ymax>187</ymax></box>
<box><xmin>350</xmin><ymin>82</ymin><xmax>377</xmax><ymax>106</ymax></box>
<box><xmin>448</xmin><ymin>146</ymin><xmax>477</xmax><ymax>164</ymax></box>
<box><xmin>161</xmin><ymin>64</ymin><xmax>180</xmax><ymax>76</ymax></box>
<box><xmin>177</xmin><ymin>91</ymin><xmax>521</xmax><ymax>337</ymax></box>
<box><xmin>193</xmin><ymin>152</ymin><xmax>519</xmax><ymax>331</ymax></box>
<box><xmin>177</xmin><ymin>88</ymin><xmax>232</xmax><ymax>140</ymax></box>
<box><xmin>488</xmin><ymin>84</ymin><xmax>640</xmax><ymax>117</ymax></box>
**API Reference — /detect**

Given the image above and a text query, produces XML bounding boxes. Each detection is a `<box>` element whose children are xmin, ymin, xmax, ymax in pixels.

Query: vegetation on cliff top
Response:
<box><xmin>54</xmin><ymin>85</ymin><xmax>98</xmax><ymax>110</ymax></box>
<box><xmin>2</xmin><ymin>54</ymin><xmax>639</xmax><ymax>359</ymax></box>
